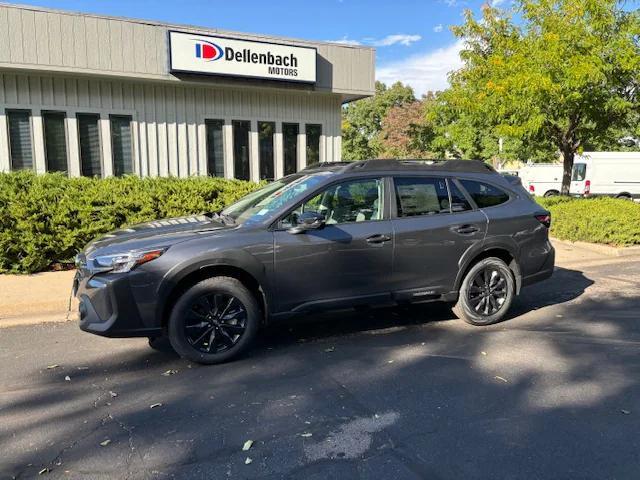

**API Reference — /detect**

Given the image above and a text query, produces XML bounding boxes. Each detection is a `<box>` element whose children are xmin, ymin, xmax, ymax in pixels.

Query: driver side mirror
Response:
<box><xmin>287</xmin><ymin>211</ymin><xmax>326</xmax><ymax>234</ymax></box>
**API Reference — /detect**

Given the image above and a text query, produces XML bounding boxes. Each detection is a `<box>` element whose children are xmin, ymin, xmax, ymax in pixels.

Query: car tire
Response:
<box><xmin>452</xmin><ymin>257</ymin><xmax>515</xmax><ymax>326</ymax></box>
<box><xmin>168</xmin><ymin>276</ymin><xmax>261</xmax><ymax>364</ymax></box>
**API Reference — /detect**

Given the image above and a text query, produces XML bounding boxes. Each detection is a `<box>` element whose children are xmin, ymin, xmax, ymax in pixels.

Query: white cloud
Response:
<box><xmin>376</xmin><ymin>40</ymin><xmax>465</xmax><ymax>95</ymax></box>
<box><xmin>491</xmin><ymin>0</ymin><xmax>508</xmax><ymax>5</ymax></box>
<box><xmin>325</xmin><ymin>36</ymin><xmax>362</xmax><ymax>46</ymax></box>
<box><xmin>433</xmin><ymin>24</ymin><xmax>444</xmax><ymax>33</ymax></box>
<box><xmin>326</xmin><ymin>34</ymin><xmax>421</xmax><ymax>48</ymax></box>
<box><xmin>371</xmin><ymin>34</ymin><xmax>422</xmax><ymax>47</ymax></box>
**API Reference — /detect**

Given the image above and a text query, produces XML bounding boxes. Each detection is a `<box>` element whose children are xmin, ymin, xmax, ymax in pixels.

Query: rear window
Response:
<box><xmin>394</xmin><ymin>177</ymin><xmax>450</xmax><ymax>217</ymax></box>
<box><xmin>459</xmin><ymin>180</ymin><xmax>510</xmax><ymax>208</ymax></box>
<box><xmin>572</xmin><ymin>163</ymin><xmax>586</xmax><ymax>181</ymax></box>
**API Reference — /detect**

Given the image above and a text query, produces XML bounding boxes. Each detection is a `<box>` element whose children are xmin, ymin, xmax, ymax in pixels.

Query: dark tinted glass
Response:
<box><xmin>43</xmin><ymin>112</ymin><xmax>68</xmax><ymax>173</ymax></box>
<box><xmin>447</xmin><ymin>179</ymin><xmax>472</xmax><ymax>212</ymax></box>
<box><xmin>394</xmin><ymin>177</ymin><xmax>450</xmax><ymax>217</ymax></box>
<box><xmin>206</xmin><ymin>119</ymin><xmax>224</xmax><ymax>177</ymax></box>
<box><xmin>258</xmin><ymin>122</ymin><xmax>275</xmax><ymax>180</ymax></box>
<box><xmin>283</xmin><ymin>123</ymin><xmax>298</xmax><ymax>176</ymax></box>
<box><xmin>110</xmin><ymin>115</ymin><xmax>133</xmax><ymax>176</ymax></box>
<box><xmin>460</xmin><ymin>180</ymin><xmax>509</xmax><ymax>208</ymax></box>
<box><xmin>232</xmin><ymin>120</ymin><xmax>250</xmax><ymax>181</ymax></box>
<box><xmin>7</xmin><ymin>110</ymin><xmax>33</xmax><ymax>170</ymax></box>
<box><xmin>305</xmin><ymin>124</ymin><xmax>321</xmax><ymax>165</ymax></box>
<box><xmin>77</xmin><ymin>114</ymin><xmax>101</xmax><ymax>177</ymax></box>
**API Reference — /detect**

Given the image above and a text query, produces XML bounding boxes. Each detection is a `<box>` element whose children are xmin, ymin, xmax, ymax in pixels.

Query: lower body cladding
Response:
<box><xmin>74</xmin><ymin>270</ymin><xmax>162</xmax><ymax>338</ymax></box>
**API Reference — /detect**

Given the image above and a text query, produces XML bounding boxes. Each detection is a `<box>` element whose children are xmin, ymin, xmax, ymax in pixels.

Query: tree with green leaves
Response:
<box><xmin>436</xmin><ymin>0</ymin><xmax>639</xmax><ymax>193</ymax></box>
<box><xmin>342</xmin><ymin>81</ymin><xmax>415</xmax><ymax>160</ymax></box>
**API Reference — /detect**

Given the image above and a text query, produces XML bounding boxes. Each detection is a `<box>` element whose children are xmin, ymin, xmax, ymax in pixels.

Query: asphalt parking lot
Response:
<box><xmin>1</xmin><ymin>244</ymin><xmax>640</xmax><ymax>479</ymax></box>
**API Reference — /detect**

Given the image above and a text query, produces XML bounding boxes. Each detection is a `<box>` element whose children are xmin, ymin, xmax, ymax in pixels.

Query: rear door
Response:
<box><xmin>273</xmin><ymin>176</ymin><xmax>393</xmax><ymax>313</ymax></box>
<box><xmin>390</xmin><ymin>176</ymin><xmax>487</xmax><ymax>298</ymax></box>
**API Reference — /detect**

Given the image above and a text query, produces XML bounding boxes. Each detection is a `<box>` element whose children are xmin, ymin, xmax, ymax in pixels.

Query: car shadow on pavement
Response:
<box><xmin>5</xmin><ymin>266</ymin><xmax>640</xmax><ymax>480</ymax></box>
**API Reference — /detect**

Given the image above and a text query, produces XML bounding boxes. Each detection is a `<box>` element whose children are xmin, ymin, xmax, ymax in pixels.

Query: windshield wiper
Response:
<box><xmin>204</xmin><ymin>211</ymin><xmax>236</xmax><ymax>225</ymax></box>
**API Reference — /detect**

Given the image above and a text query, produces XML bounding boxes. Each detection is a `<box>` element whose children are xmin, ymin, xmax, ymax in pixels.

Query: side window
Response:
<box><xmin>459</xmin><ymin>180</ymin><xmax>509</xmax><ymax>208</ymax></box>
<box><xmin>394</xmin><ymin>177</ymin><xmax>450</xmax><ymax>217</ymax></box>
<box><xmin>447</xmin><ymin>179</ymin><xmax>472</xmax><ymax>212</ymax></box>
<box><xmin>283</xmin><ymin>178</ymin><xmax>384</xmax><ymax>227</ymax></box>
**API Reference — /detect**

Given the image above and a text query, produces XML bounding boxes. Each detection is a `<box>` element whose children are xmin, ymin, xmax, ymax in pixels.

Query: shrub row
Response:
<box><xmin>0</xmin><ymin>172</ymin><xmax>262</xmax><ymax>274</ymax></box>
<box><xmin>537</xmin><ymin>196</ymin><xmax>640</xmax><ymax>246</ymax></box>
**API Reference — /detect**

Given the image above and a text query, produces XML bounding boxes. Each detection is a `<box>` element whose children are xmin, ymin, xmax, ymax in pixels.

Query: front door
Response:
<box><xmin>273</xmin><ymin>177</ymin><xmax>393</xmax><ymax>313</ymax></box>
<box><xmin>390</xmin><ymin>176</ymin><xmax>487</xmax><ymax>297</ymax></box>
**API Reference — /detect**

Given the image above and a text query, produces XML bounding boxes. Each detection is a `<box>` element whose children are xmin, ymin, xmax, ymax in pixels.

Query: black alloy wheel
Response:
<box><xmin>168</xmin><ymin>276</ymin><xmax>260</xmax><ymax>364</ymax></box>
<box><xmin>452</xmin><ymin>257</ymin><xmax>515</xmax><ymax>326</ymax></box>
<box><xmin>185</xmin><ymin>293</ymin><xmax>247</xmax><ymax>354</ymax></box>
<box><xmin>467</xmin><ymin>268</ymin><xmax>508</xmax><ymax>316</ymax></box>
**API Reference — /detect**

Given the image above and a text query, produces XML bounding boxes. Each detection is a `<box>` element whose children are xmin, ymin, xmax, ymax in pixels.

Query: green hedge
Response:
<box><xmin>537</xmin><ymin>196</ymin><xmax>640</xmax><ymax>246</ymax></box>
<box><xmin>0</xmin><ymin>172</ymin><xmax>262</xmax><ymax>274</ymax></box>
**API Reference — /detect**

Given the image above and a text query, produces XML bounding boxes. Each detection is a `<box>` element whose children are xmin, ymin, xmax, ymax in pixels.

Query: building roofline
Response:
<box><xmin>0</xmin><ymin>2</ymin><xmax>376</xmax><ymax>51</ymax></box>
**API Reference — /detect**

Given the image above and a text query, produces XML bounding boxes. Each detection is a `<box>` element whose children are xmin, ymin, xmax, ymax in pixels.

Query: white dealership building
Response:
<box><xmin>0</xmin><ymin>4</ymin><xmax>375</xmax><ymax>180</ymax></box>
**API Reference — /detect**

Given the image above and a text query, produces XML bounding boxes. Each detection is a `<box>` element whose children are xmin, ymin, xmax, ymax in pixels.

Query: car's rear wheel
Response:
<box><xmin>452</xmin><ymin>257</ymin><xmax>515</xmax><ymax>326</ymax></box>
<box><xmin>168</xmin><ymin>277</ymin><xmax>260</xmax><ymax>364</ymax></box>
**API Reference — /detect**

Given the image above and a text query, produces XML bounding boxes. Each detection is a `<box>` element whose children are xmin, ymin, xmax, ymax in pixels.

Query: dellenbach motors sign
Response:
<box><xmin>169</xmin><ymin>31</ymin><xmax>317</xmax><ymax>83</ymax></box>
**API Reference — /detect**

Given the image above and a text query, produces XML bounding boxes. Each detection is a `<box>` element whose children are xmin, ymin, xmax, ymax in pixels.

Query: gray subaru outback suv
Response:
<box><xmin>74</xmin><ymin>159</ymin><xmax>555</xmax><ymax>364</ymax></box>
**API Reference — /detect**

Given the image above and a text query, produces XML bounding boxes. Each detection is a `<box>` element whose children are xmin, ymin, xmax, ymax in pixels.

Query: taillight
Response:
<box><xmin>535</xmin><ymin>214</ymin><xmax>551</xmax><ymax>228</ymax></box>
<box><xmin>584</xmin><ymin>180</ymin><xmax>591</xmax><ymax>196</ymax></box>
<box><xmin>529</xmin><ymin>184</ymin><xmax>535</xmax><ymax>194</ymax></box>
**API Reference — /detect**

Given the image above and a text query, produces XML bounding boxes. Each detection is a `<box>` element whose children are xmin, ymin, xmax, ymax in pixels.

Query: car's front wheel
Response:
<box><xmin>168</xmin><ymin>276</ymin><xmax>260</xmax><ymax>364</ymax></box>
<box><xmin>452</xmin><ymin>257</ymin><xmax>515</xmax><ymax>326</ymax></box>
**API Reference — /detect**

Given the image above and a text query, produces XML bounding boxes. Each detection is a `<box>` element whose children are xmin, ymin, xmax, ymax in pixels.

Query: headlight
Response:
<box><xmin>92</xmin><ymin>248</ymin><xmax>167</xmax><ymax>273</ymax></box>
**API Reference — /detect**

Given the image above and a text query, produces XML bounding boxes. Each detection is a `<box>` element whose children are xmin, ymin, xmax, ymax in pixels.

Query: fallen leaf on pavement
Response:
<box><xmin>162</xmin><ymin>369</ymin><xmax>178</xmax><ymax>376</ymax></box>
<box><xmin>387</xmin><ymin>360</ymin><xmax>394</xmax><ymax>364</ymax></box>
<box><xmin>494</xmin><ymin>376</ymin><xmax>508</xmax><ymax>383</ymax></box>
<box><xmin>46</xmin><ymin>364</ymin><xmax>59</xmax><ymax>369</ymax></box>
<box><xmin>300</xmin><ymin>433</ymin><xmax>312</xmax><ymax>437</ymax></box>
<box><xmin>100</xmin><ymin>439</ymin><xmax>111</xmax><ymax>447</ymax></box>
<box><xmin>109</xmin><ymin>391</ymin><xmax>118</xmax><ymax>398</ymax></box>
<box><xmin>481</xmin><ymin>351</ymin><xmax>487</xmax><ymax>356</ymax></box>
<box><xmin>621</xmin><ymin>409</ymin><xmax>631</xmax><ymax>415</ymax></box>
<box><xmin>324</xmin><ymin>347</ymin><xmax>335</xmax><ymax>353</ymax></box>
<box><xmin>242</xmin><ymin>440</ymin><xmax>253</xmax><ymax>451</ymax></box>
<box><xmin>64</xmin><ymin>376</ymin><xmax>71</xmax><ymax>382</ymax></box>
<box><xmin>245</xmin><ymin>457</ymin><xmax>252</xmax><ymax>465</ymax></box>
<box><xmin>150</xmin><ymin>403</ymin><xmax>163</xmax><ymax>409</ymax></box>
<box><xmin>38</xmin><ymin>468</ymin><xmax>49</xmax><ymax>475</ymax></box>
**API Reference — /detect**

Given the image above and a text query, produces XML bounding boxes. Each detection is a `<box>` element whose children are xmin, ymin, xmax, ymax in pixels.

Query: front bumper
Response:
<box><xmin>74</xmin><ymin>269</ymin><xmax>162</xmax><ymax>338</ymax></box>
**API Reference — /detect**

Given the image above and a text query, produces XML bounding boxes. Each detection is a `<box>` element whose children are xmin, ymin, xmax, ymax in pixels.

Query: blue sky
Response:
<box><xmin>14</xmin><ymin>0</ymin><xmax>506</xmax><ymax>95</ymax></box>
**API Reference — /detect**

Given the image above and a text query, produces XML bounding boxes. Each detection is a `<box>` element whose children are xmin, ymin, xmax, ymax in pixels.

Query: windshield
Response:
<box><xmin>222</xmin><ymin>172</ymin><xmax>333</xmax><ymax>225</ymax></box>
<box><xmin>572</xmin><ymin>163</ymin><xmax>587</xmax><ymax>181</ymax></box>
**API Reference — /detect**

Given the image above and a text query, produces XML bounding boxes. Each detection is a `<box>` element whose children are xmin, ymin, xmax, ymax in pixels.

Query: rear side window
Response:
<box><xmin>447</xmin><ymin>179</ymin><xmax>472</xmax><ymax>212</ymax></box>
<box><xmin>394</xmin><ymin>177</ymin><xmax>450</xmax><ymax>217</ymax></box>
<box><xmin>572</xmin><ymin>163</ymin><xmax>586</xmax><ymax>181</ymax></box>
<box><xmin>459</xmin><ymin>180</ymin><xmax>509</xmax><ymax>208</ymax></box>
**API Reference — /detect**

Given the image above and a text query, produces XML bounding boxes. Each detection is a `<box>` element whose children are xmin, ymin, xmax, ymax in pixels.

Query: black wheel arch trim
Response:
<box><xmin>155</xmin><ymin>249</ymin><xmax>272</xmax><ymax>329</ymax></box>
<box><xmin>455</xmin><ymin>239</ymin><xmax>522</xmax><ymax>295</ymax></box>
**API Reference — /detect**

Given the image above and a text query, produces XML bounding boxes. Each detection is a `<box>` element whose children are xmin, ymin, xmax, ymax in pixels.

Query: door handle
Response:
<box><xmin>453</xmin><ymin>225</ymin><xmax>479</xmax><ymax>235</ymax></box>
<box><xmin>366</xmin><ymin>234</ymin><xmax>391</xmax><ymax>244</ymax></box>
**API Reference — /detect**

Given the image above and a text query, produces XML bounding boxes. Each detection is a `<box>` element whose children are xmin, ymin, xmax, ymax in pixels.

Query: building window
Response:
<box><xmin>232</xmin><ymin>120</ymin><xmax>250</xmax><ymax>181</ymax></box>
<box><xmin>6</xmin><ymin>110</ymin><xmax>33</xmax><ymax>170</ymax></box>
<box><xmin>77</xmin><ymin>113</ymin><xmax>102</xmax><ymax>177</ymax></box>
<box><xmin>206</xmin><ymin>119</ymin><xmax>224</xmax><ymax>177</ymax></box>
<box><xmin>258</xmin><ymin>121</ymin><xmax>275</xmax><ymax>181</ymax></box>
<box><xmin>283</xmin><ymin>123</ymin><xmax>298</xmax><ymax>176</ymax></box>
<box><xmin>42</xmin><ymin>111</ymin><xmax>68</xmax><ymax>173</ymax></box>
<box><xmin>306</xmin><ymin>124</ymin><xmax>322</xmax><ymax>165</ymax></box>
<box><xmin>110</xmin><ymin>115</ymin><xmax>133</xmax><ymax>176</ymax></box>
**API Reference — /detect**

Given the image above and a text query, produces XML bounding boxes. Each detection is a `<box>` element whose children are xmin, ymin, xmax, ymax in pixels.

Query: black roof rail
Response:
<box><xmin>344</xmin><ymin>159</ymin><xmax>496</xmax><ymax>174</ymax></box>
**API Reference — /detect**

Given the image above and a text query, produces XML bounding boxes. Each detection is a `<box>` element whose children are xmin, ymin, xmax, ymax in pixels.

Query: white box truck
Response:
<box><xmin>570</xmin><ymin>152</ymin><xmax>640</xmax><ymax>199</ymax></box>
<box><xmin>518</xmin><ymin>163</ymin><xmax>563</xmax><ymax>197</ymax></box>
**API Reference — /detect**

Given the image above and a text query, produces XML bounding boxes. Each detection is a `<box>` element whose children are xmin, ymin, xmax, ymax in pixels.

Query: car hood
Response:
<box><xmin>83</xmin><ymin>214</ymin><xmax>232</xmax><ymax>257</ymax></box>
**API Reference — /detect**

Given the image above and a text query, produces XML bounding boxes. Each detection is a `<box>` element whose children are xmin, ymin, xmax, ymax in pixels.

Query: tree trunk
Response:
<box><xmin>560</xmin><ymin>147</ymin><xmax>574</xmax><ymax>196</ymax></box>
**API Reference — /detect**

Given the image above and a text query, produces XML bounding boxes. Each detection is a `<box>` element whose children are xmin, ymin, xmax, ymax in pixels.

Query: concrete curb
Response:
<box><xmin>551</xmin><ymin>238</ymin><xmax>640</xmax><ymax>258</ymax></box>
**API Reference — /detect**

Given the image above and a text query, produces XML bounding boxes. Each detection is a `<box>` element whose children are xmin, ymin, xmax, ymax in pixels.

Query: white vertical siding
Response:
<box><xmin>0</xmin><ymin>71</ymin><xmax>342</xmax><ymax>178</ymax></box>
